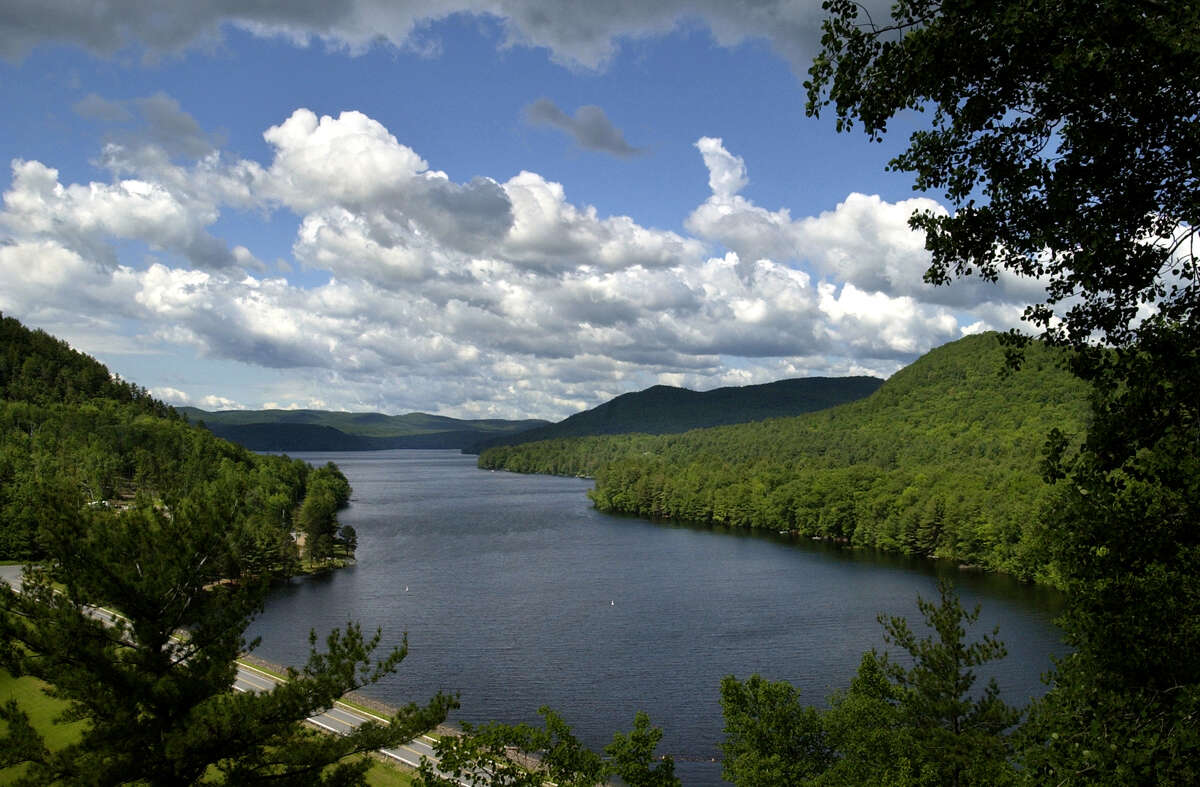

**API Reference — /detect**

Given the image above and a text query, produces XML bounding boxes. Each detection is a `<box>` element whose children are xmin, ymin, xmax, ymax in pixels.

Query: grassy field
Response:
<box><xmin>0</xmin><ymin>669</ymin><xmax>85</xmax><ymax>784</ymax></box>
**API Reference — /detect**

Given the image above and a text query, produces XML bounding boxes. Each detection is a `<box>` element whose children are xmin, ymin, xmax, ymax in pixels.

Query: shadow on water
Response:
<box><xmin>610</xmin><ymin>511</ymin><xmax>1066</xmax><ymax>616</ymax></box>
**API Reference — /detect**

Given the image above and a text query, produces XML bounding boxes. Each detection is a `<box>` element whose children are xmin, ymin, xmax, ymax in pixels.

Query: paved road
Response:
<box><xmin>0</xmin><ymin>564</ymin><xmax>461</xmax><ymax>783</ymax></box>
<box><xmin>233</xmin><ymin>660</ymin><xmax>454</xmax><ymax>777</ymax></box>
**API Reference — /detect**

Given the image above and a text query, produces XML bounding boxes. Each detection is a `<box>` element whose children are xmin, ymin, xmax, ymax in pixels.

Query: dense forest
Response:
<box><xmin>470</xmin><ymin>376</ymin><xmax>883</xmax><ymax>453</ymax></box>
<box><xmin>480</xmin><ymin>333</ymin><xmax>1090</xmax><ymax>583</ymax></box>
<box><xmin>0</xmin><ymin>313</ymin><xmax>349</xmax><ymax>574</ymax></box>
<box><xmin>183</xmin><ymin>406</ymin><xmax>548</xmax><ymax>452</ymax></box>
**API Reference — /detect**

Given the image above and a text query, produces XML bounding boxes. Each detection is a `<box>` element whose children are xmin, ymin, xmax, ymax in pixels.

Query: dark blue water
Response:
<box><xmin>247</xmin><ymin>450</ymin><xmax>1066</xmax><ymax>784</ymax></box>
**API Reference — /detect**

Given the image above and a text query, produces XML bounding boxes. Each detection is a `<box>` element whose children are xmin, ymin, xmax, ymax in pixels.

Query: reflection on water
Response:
<box><xmin>248</xmin><ymin>450</ymin><xmax>1066</xmax><ymax>785</ymax></box>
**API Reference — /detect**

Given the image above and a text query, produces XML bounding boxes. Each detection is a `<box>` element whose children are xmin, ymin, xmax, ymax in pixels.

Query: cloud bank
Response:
<box><xmin>0</xmin><ymin>0</ymin><xmax>893</xmax><ymax>74</ymax></box>
<box><xmin>0</xmin><ymin>105</ymin><xmax>1029</xmax><ymax>419</ymax></box>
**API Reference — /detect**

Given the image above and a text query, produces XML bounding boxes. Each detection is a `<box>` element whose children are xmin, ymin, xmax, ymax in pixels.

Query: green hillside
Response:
<box><xmin>479</xmin><ymin>333</ymin><xmax>1090</xmax><ymax>582</ymax></box>
<box><xmin>0</xmin><ymin>313</ymin><xmax>345</xmax><ymax>572</ymax></box>
<box><xmin>471</xmin><ymin>376</ymin><xmax>883</xmax><ymax>453</ymax></box>
<box><xmin>180</xmin><ymin>406</ymin><xmax>548</xmax><ymax>451</ymax></box>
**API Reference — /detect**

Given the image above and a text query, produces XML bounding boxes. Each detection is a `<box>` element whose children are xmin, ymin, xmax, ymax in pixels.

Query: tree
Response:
<box><xmin>605</xmin><ymin>710</ymin><xmax>680</xmax><ymax>787</ymax></box>
<box><xmin>719</xmin><ymin>581</ymin><xmax>1017</xmax><ymax>786</ymax></box>
<box><xmin>806</xmin><ymin>0</ymin><xmax>1199</xmax><ymax>351</ymax></box>
<box><xmin>872</xmin><ymin>580</ymin><xmax>1020</xmax><ymax>786</ymax></box>
<box><xmin>338</xmin><ymin>525</ymin><xmax>358</xmax><ymax>556</ymax></box>
<box><xmin>0</xmin><ymin>498</ymin><xmax>453</xmax><ymax>785</ymax></box>
<box><xmin>417</xmin><ymin>706</ymin><xmax>678</xmax><ymax>787</ymax></box>
<box><xmin>806</xmin><ymin>1</ymin><xmax>1200</xmax><ymax>779</ymax></box>
<box><xmin>718</xmin><ymin>674</ymin><xmax>832</xmax><ymax>785</ymax></box>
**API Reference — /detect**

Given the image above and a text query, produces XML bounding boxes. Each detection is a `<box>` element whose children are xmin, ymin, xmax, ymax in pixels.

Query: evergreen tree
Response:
<box><xmin>720</xmin><ymin>581</ymin><xmax>1018</xmax><ymax>786</ymax></box>
<box><xmin>0</xmin><ymin>499</ymin><xmax>452</xmax><ymax>785</ymax></box>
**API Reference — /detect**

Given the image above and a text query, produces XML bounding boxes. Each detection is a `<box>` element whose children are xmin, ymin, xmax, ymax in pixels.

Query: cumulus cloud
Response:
<box><xmin>1</xmin><ymin>106</ymin><xmax>1036</xmax><ymax>420</ymax></box>
<box><xmin>524</xmin><ymin>98</ymin><xmax>643</xmax><ymax>158</ymax></box>
<box><xmin>686</xmin><ymin>136</ymin><xmax>1049</xmax><ymax>309</ymax></box>
<box><xmin>1</xmin><ymin>159</ymin><xmax>236</xmax><ymax>270</ymax></box>
<box><xmin>0</xmin><ymin>0</ymin><xmax>894</xmax><ymax>74</ymax></box>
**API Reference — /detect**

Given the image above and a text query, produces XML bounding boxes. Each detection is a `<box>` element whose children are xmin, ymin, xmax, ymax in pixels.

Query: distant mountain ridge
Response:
<box><xmin>179</xmin><ymin>407</ymin><xmax>549</xmax><ymax>452</ymax></box>
<box><xmin>469</xmin><ymin>376</ymin><xmax>885</xmax><ymax>453</ymax></box>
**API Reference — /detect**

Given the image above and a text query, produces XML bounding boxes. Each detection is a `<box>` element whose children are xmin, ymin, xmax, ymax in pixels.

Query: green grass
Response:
<box><xmin>0</xmin><ymin>667</ymin><xmax>419</xmax><ymax>786</ymax></box>
<box><xmin>365</xmin><ymin>756</ymin><xmax>417</xmax><ymax>787</ymax></box>
<box><xmin>0</xmin><ymin>669</ymin><xmax>87</xmax><ymax>784</ymax></box>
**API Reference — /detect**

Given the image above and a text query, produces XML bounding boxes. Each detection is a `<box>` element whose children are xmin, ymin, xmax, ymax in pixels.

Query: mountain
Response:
<box><xmin>469</xmin><ymin>376</ymin><xmax>884</xmax><ymax>453</ymax></box>
<box><xmin>479</xmin><ymin>333</ymin><xmax>1090</xmax><ymax>583</ymax></box>
<box><xmin>179</xmin><ymin>407</ymin><xmax>549</xmax><ymax>452</ymax></box>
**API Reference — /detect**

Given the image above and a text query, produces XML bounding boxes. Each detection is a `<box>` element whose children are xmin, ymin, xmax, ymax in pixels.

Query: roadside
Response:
<box><xmin>0</xmin><ymin>564</ymin><xmax>457</xmax><ymax>786</ymax></box>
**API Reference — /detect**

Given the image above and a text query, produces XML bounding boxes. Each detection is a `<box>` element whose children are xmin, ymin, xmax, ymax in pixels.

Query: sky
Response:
<box><xmin>0</xmin><ymin>1</ymin><xmax>1044</xmax><ymax>420</ymax></box>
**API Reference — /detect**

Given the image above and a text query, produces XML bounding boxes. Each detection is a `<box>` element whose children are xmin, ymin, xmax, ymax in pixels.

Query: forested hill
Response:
<box><xmin>0</xmin><ymin>313</ymin><xmax>351</xmax><ymax>573</ymax></box>
<box><xmin>0</xmin><ymin>314</ymin><xmax>175</xmax><ymax>419</ymax></box>
<box><xmin>470</xmin><ymin>376</ymin><xmax>884</xmax><ymax>453</ymax></box>
<box><xmin>181</xmin><ymin>407</ymin><xmax>548</xmax><ymax>452</ymax></box>
<box><xmin>480</xmin><ymin>333</ymin><xmax>1090</xmax><ymax>583</ymax></box>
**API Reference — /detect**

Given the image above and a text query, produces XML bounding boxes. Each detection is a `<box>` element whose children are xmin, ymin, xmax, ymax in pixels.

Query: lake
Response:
<box><xmin>247</xmin><ymin>450</ymin><xmax>1066</xmax><ymax>785</ymax></box>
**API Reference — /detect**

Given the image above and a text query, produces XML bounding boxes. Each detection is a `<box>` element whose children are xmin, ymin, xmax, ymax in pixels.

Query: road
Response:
<box><xmin>0</xmin><ymin>563</ymin><xmax>462</xmax><ymax>783</ymax></box>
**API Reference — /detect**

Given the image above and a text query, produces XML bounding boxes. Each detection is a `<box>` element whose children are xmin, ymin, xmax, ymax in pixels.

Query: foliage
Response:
<box><xmin>0</xmin><ymin>314</ymin><xmax>331</xmax><ymax>573</ymax></box>
<box><xmin>0</xmin><ymin>501</ymin><xmax>453</xmax><ymax>785</ymax></box>
<box><xmin>473</xmin><ymin>376</ymin><xmax>882</xmax><ymax>453</ymax></box>
<box><xmin>604</xmin><ymin>710</ymin><xmax>679</xmax><ymax>787</ymax></box>
<box><xmin>300</xmin><ymin>463</ymin><xmax>353</xmax><ymax>564</ymax></box>
<box><xmin>720</xmin><ymin>582</ymin><xmax>1019</xmax><ymax>786</ymax></box>
<box><xmin>482</xmin><ymin>333</ymin><xmax>1088</xmax><ymax>581</ymax></box>
<box><xmin>805</xmin><ymin>0</ymin><xmax>1200</xmax><ymax>350</ymax></box>
<box><xmin>872</xmin><ymin>580</ymin><xmax>1020</xmax><ymax>786</ymax></box>
<box><xmin>0</xmin><ymin>313</ymin><xmax>176</xmax><ymax>419</ymax></box>
<box><xmin>806</xmin><ymin>0</ymin><xmax>1200</xmax><ymax>779</ymax></box>
<box><xmin>719</xmin><ymin>675</ymin><xmax>832</xmax><ymax>785</ymax></box>
<box><xmin>417</xmin><ymin>706</ymin><xmax>678</xmax><ymax>787</ymax></box>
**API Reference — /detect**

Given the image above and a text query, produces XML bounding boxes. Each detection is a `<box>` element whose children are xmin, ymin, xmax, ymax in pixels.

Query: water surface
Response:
<box><xmin>248</xmin><ymin>450</ymin><xmax>1065</xmax><ymax>784</ymax></box>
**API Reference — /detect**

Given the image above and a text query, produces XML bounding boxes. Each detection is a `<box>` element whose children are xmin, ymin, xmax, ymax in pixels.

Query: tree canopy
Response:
<box><xmin>805</xmin><ymin>0</ymin><xmax>1200</xmax><ymax>351</ymax></box>
<box><xmin>806</xmin><ymin>1</ymin><xmax>1200</xmax><ymax>781</ymax></box>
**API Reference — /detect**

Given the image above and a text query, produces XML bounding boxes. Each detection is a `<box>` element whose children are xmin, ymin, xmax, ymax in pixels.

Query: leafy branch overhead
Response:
<box><xmin>806</xmin><ymin>0</ymin><xmax>1200</xmax><ymax>349</ymax></box>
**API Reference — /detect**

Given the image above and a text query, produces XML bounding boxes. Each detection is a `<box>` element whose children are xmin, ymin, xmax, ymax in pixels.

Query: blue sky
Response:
<box><xmin>0</xmin><ymin>3</ymin><xmax>1039</xmax><ymax>419</ymax></box>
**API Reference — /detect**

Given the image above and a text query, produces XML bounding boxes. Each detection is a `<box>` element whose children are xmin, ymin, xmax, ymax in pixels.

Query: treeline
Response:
<box><xmin>480</xmin><ymin>333</ymin><xmax>1090</xmax><ymax>583</ymax></box>
<box><xmin>0</xmin><ymin>313</ymin><xmax>351</xmax><ymax>576</ymax></box>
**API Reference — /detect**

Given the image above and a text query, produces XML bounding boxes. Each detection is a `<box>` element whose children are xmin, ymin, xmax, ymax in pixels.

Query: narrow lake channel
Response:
<box><xmin>247</xmin><ymin>450</ymin><xmax>1066</xmax><ymax>785</ymax></box>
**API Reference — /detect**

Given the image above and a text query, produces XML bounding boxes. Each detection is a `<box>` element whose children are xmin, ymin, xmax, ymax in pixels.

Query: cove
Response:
<box><xmin>247</xmin><ymin>450</ymin><xmax>1066</xmax><ymax>785</ymax></box>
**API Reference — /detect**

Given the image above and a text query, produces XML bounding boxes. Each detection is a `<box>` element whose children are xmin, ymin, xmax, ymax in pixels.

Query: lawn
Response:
<box><xmin>0</xmin><ymin>669</ymin><xmax>86</xmax><ymax>784</ymax></box>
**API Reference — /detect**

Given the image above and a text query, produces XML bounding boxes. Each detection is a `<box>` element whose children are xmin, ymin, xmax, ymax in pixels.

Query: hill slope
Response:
<box><xmin>471</xmin><ymin>376</ymin><xmax>884</xmax><ymax>453</ymax></box>
<box><xmin>0</xmin><ymin>313</ymin><xmax>334</xmax><ymax>572</ymax></box>
<box><xmin>480</xmin><ymin>333</ymin><xmax>1089</xmax><ymax>582</ymax></box>
<box><xmin>180</xmin><ymin>407</ymin><xmax>548</xmax><ymax>452</ymax></box>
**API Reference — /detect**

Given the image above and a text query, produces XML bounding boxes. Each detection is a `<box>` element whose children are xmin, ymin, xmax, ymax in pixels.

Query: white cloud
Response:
<box><xmin>199</xmin><ymin>394</ymin><xmax>244</xmax><ymax>410</ymax></box>
<box><xmin>1</xmin><ymin>109</ymin><xmax>1036</xmax><ymax>420</ymax></box>
<box><xmin>2</xmin><ymin>158</ymin><xmax>236</xmax><ymax>270</ymax></box>
<box><xmin>151</xmin><ymin>386</ymin><xmax>191</xmax><ymax>404</ymax></box>
<box><xmin>686</xmin><ymin>136</ymin><xmax>1048</xmax><ymax>309</ymax></box>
